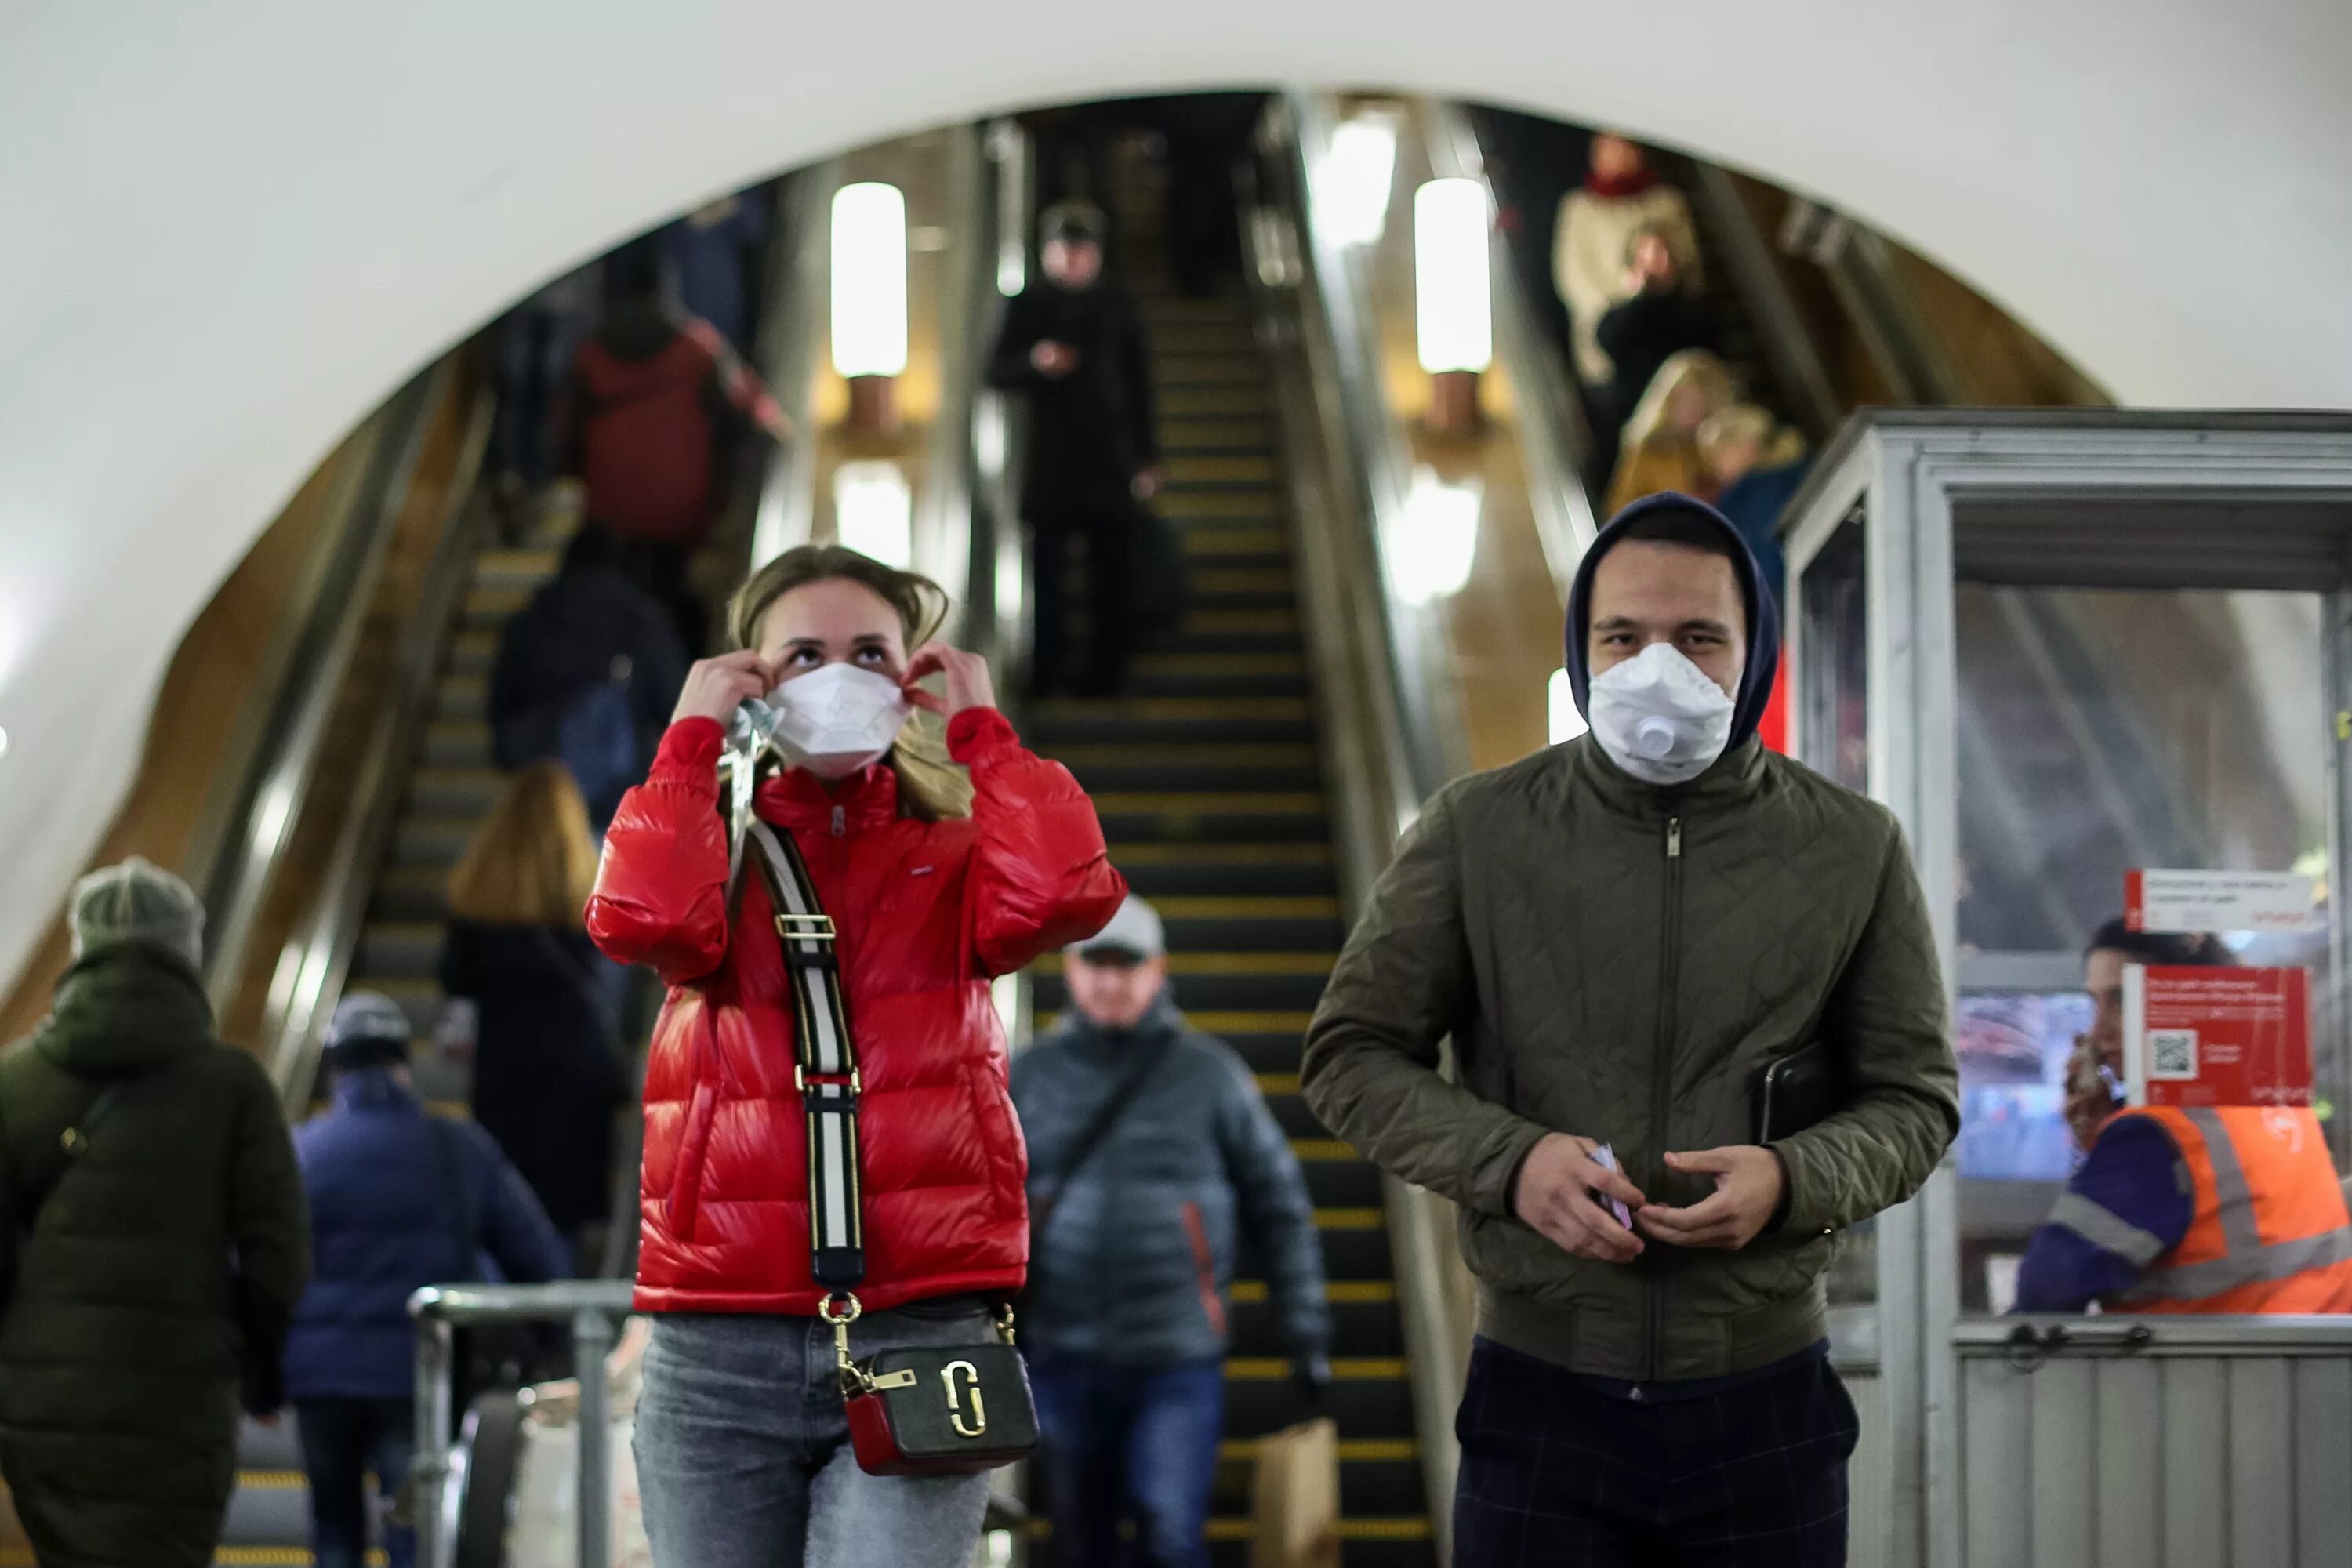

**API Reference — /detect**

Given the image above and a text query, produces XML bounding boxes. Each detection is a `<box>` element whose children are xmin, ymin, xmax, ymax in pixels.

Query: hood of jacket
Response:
<box><xmin>36</xmin><ymin>946</ymin><xmax>216</xmax><ymax>1074</ymax></box>
<box><xmin>1563</xmin><ymin>492</ymin><xmax>1780</xmax><ymax>757</ymax></box>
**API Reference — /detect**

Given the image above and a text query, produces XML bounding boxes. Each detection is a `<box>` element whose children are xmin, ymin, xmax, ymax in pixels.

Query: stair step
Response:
<box><xmin>1160</xmin><ymin>490</ymin><xmax>1280</xmax><ymax>521</ymax></box>
<box><xmin>408</xmin><ymin>767</ymin><xmax>503</xmax><ymax>817</ymax></box>
<box><xmin>1160</xmin><ymin>387</ymin><xmax>1271</xmax><ymax>419</ymax></box>
<box><xmin>1160</xmin><ymin>418</ymin><xmax>1272</xmax><ymax>453</ymax></box>
<box><xmin>424</xmin><ymin>722</ymin><xmax>492</xmax><ymax>768</ymax></box>
<box><xmin>1163</xmin><ymin>455</ymin><xmax>1278</xmax><ymax>487</ymax></box>
<box><xmin>1179</xmin><ymin>525</ymin><xmax>1288</xmax><ymax>561</ymax></box>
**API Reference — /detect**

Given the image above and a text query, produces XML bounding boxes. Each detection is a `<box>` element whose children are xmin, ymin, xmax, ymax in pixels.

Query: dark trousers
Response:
<box><xmin>1454</xmin><ymin>1338</ymin><xmax>1859</xmax><ymax>1568</ymax></box>
<box><xmin>1032</xmin><ymin>1358</ymin><xmax>1225</xmax><ymax>1568</ymax></box>
<box><xmin>600</xmin><ymin>530</ymin><xmax>710</xmax><ymax>657</ymax></box>
<box><xmin>296</xmin><ymin>1397</ymin><xmax>416</xmax><ymax>1568</ymax></box>
<box><xmin>1031</xmin><ymin>505</ymin><xmax>1138</xmax><ymax>696</ymax></box>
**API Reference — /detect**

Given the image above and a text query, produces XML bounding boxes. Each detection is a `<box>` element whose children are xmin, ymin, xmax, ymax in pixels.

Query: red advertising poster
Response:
<box><xmin>2121</xmin><ymin>964</ymin><xmax>2312</xmax><ymax>1108</ymax></box>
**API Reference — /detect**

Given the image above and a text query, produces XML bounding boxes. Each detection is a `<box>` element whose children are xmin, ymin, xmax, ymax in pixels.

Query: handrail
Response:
<box><xmin>198</xmin><ymin>365</ymin><xmax>447</xmax><ymax>1013</ymax></box>
<box><xmin>261</xmin><ymin>380</ymin><xmax>495</xmax><ymax>1114</ymax></box>
<box><xmin>1254</xmin><ymin>89</ymin><xmax>1475</xmax><ymax>1560</ymax></box>
<box><xmin>1684</xmin><ymin>162</ymin><xmax>1848</xmax><ymax>441</ymax></box>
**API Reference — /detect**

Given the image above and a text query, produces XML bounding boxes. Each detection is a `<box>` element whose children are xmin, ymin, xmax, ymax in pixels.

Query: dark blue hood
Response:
<box><xmin>1563</xmin><ymin>492</ymin><xmax>1780</xmax><ymax>753</ymax></box>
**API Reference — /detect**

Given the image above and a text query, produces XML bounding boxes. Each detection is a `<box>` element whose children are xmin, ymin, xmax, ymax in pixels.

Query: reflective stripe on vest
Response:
<box><xmin>2109</xmin><ymin>1106</ymin><xmax>2352</xmax><ymax>1311</ymax></box>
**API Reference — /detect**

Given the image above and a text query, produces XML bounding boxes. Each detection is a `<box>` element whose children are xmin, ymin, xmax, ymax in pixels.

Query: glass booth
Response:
<box><xmin>1784</xmin><ymin>411</ymin><xmax>2352</xmax><ymax>1568</ymax></box>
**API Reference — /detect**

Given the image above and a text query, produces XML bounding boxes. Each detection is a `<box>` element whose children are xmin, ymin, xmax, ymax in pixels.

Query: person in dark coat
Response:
<box><xmin>1013</xmin><ymin>896</ymin><xmax>1330</xmax><ymax>1568</ymax></box>
<box><xmin>441</xmin><ymin>763</ymin><xmax>630</xmax><ymax>1252</ymax></box>
<box><xmin>658</xmin><ymin>187</ymin><xmax>773</xmax><ymax>354</ymax></box>
<box><xmin>488</xmin><ymin>523</ymin><xmax>691</xmax><ymax>830</ymax></box>
<box><xmin>985</xmin><ymin>201</ymin><xmax>1160</xmax><ymax>697</ymax></box>
<box><xmin>1593</xmin><ymin>224</ymin><xmax>1719</xmax><ymax>466</ymax></box>
<box><xmin>0</xmin><ymin>858</ymin><xmax>310</xmax><ymax>1568</ymax></box>
<box><xmin>286</xmin><ymin>993</ymin><xmax>572</xmax><ymax>1568</ymax></box>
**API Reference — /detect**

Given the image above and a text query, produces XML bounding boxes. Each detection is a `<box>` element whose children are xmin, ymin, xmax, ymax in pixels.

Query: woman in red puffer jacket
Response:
<box><xmin>587</xmin><ymin>543</ymin><xmax>1125</xmax><ymax>1568</ymax></box>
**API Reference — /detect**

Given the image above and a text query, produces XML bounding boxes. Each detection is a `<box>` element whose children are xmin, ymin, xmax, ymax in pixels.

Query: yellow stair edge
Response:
<box><xmin>1226</xmin><ymin>1356</ymin><xmax>1406</xmax><ymax>1380</ymax></box>
<box><xmin>1230</xmin><ymin>1279</ymin><xmax>1395</xmax><ymax>1304</ymax></box>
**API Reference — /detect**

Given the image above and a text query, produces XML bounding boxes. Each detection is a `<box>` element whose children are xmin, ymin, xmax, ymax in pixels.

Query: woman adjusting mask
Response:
<box><xmin>1563</xmin><ymin>492</ymin><xmax>1778</xmax><ymax>786</ymax></box>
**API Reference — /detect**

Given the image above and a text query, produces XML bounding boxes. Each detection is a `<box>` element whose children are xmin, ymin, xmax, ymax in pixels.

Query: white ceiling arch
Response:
<box><xmin>5</xmin><ymin>0</ymin><xmax>2351</xmax><ymax>985</ymax></box>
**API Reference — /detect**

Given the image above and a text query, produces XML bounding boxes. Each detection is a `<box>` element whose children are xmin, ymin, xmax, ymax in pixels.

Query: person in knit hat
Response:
<box><xmin>0</xmin><ymin>858</ymin><xmax>310</xmax><ymax>1568</ymax></box>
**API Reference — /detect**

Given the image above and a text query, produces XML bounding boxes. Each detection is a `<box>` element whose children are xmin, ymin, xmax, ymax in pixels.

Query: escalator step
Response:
<box><xmin>407</xmin><ymin>766</ymin><xmax>503</xmax><ymax>817</ymax></box>
<box><xmin>423</xmin><ymin>721</ymin><xmax>492</xmax><ymax>769</ymax></box>
<box><xmin>1179</xmin><ymin>524</ymin><xmax>1288</xmax><ymax>561</ymax></box>
<box><xmin>1159</xmin><ymin>489</ymin><xmax>1279</xmax><ymax>520</ymax></box>
<box><xmin>1160</xmin><ymin>417</ymin><xmax>1271</xmax><ymax>453</ymax></box>
<box><xmin>1030</xmin><ymin>699</ymin><xmax>1309</xmax><ymax>746</ymax></box>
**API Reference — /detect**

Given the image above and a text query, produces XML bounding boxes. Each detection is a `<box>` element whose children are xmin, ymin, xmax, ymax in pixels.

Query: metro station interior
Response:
<box><xmin>5</xmin><ymin>9</ymin><xmax>2352</xmax><ymax>1568</ymax></box>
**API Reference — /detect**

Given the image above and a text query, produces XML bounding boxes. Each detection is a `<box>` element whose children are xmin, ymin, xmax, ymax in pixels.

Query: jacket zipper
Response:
<box><xmin>831</xmin><ymin>804</ymin><xmax>846</xmax><ymax>837</ymax></box>
<box><xmin>1648</xmin><ymin>811</ymin><xmax>1683</xmax><ymax>1382</ymax></box>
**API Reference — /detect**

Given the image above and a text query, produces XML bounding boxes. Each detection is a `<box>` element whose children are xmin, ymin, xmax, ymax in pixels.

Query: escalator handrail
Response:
<box><xmin>195</xmin><ymin>365</ymin><xmax>448</xmax><ymax>1014</ymax></box>
<box><xmin>260</xmin><ymin>381</ymin><xmax>495</xmax><ymax>1115</ymax></box>
<box><xmin>1683</xmin><ymin>162</ymin><xmax>1849</xmax><ymax>441</ymax></box>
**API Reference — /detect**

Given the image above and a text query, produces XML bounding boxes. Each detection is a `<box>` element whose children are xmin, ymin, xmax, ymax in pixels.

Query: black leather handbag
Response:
<box><xmin>744</xmin><ymin>821</ymin><xmax>1039</xmax><ymax>1476</ymax></box>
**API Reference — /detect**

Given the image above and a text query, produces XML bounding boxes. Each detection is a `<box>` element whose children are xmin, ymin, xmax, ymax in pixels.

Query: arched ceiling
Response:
<box><xmin>5</xmin><ymin>0</ymin><xmax>2351</xmax><ymax>985</ymax></box>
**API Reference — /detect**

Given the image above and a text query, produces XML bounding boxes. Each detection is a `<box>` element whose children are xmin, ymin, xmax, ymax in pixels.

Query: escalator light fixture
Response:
<box><xmin>1388</xmin><ymin>466</ymin><xmax>1482</xmax><ymax>604</ymax></box>
<box><xmin>1319</xmin><ymin>114</ymin><xmax>1399</xmax><ymax>247</ymax></box>
<box><xmin>835</xmin><ymin>461</ymin><xmax>914</xmax><ymax>568</ymax></box>
<box><xmin>1414</xmin><ymin>178</ymin><xmax>1491</xmax><ymax>374</ymax></box>
<box><xmin>1550</xmin><ymin>667</ymin><xmax>1589</xmax><ymax>745</ymax></box>
<box><xmin>832</xmin><ymin>183</ymin><xmax>909</xmax><ymax>379</ymax></box>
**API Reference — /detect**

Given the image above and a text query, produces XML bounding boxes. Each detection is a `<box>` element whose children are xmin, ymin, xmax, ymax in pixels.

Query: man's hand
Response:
<box><xmin>673</xmin><ymin>650</ymin><xmax>777</xmax><ymax>725</ymax></box>
<box><xmin>1292</xmin><ymin>1351</ymin><xmax>1332</xmax><ymax>1409</ymax></box>
<box><xmin>1512</xmin><ymin>1133</ymin><xmax>1646</xmax><ymax>1262</ymax></box>
<box><xmin>1031</xmin><ymin>340</ymin><xmax>1080</xmax><ymax>378</ymax></box>
<box><xmin>1635</xmin><ymin>1146</ymin><xmax>1784</xmax><ymax>1250</ymax></box>
<box><xmin>1131</xmin><ymin>466</ymin><xmax>1163</xmax><ymax>502</ymax></box>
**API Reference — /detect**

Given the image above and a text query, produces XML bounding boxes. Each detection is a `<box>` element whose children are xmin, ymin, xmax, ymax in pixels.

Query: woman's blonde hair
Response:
<box><xmin>447</xmin><ymin>762</ymin><xmax>601</xmax><ymax>927</ymax></box>
<box><xmin>727</xmin><ymin>544</ymin><xmax>975</xmax><ymax>822</ymax></box>
<box><xmin>1621</xmin><ymin>350</ymin><xmax>1738</xmax><ymax>448</ymax></box>
<box><xmin>1697</xmin><ymin>403</ymin><xmax>1806</xmax><ymax>470</ymax></box>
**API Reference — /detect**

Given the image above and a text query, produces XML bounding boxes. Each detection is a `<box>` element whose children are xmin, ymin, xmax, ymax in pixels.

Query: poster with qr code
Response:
<box><xmin>2122</xmin><ymin>964</ymin><xmax>2310</xmax><ymax>1108</ymax></box>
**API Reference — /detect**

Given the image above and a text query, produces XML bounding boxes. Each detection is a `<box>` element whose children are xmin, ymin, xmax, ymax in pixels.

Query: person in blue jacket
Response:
<box><xmin>1013</xmin><ymin>896</ymin><xmax>1330</xmax><ymax>1568</ymax></box>
<box><xmin>286</xmin><ymin>993</ymin><xmax>572</xmax><ymax>1568</ymax></box>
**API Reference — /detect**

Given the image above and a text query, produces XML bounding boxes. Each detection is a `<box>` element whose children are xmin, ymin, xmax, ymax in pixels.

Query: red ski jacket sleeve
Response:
<box><xmin>585</xmin><ymin>717</ymin><xmax>733</xmax><ymax>985</ymax></box>
<box><xmin>947</xmin><ymin>706</ymin><xmax>1127</xmax><ymax>975</ymax></box>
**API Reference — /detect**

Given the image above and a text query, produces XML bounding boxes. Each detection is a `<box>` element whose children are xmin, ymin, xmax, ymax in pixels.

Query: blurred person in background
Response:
<box><xmin>986</xmin><ymin>202</ymin><xmax>1160</xmax><ymax>698</ymax></box>
<box><xmin>1604</xmin><ymin>350</ymin><xmax>1738</xmax><ymax>514</ymax></box>
<box><xmin>0</xmin><ymin>859</ymin><xmax>309</xmax><ymax>1568</ymax></box>
<box><xmin>659</xmin><ymin>187</ymin><xmax>773</xmax><ymax>354</ymax></box>
<box><xmin>1014</xmin><ymin>895</ymin><xmax>1330</xmax><ymax>1568</ymax></box>
<box><xmin>587</xmin><ymin>544</ymin><xmax>1125</xmax><ymax>1568</ymax></box>
<box><xmin>489</xmin><ymin>521</ymin><xmax>691</xmax><ymax>833</ymax></box>
<box><xmin>1555</xmin><ymin>133</ymin><xmax>1703</xmax><ymax>391</ymax></box>
<box><xmin>441</xmin><ymin>764</ymin><xmax>631</xmax><ymax>1265</ymax></box>
<box><xmin>491</xmin><ymin>260</ymin><xmax>603</xmax><ymax>523</ymax></box>
<box><xmin>1699</xmin><ymin>404</ymin><xmax>1809</xmax><ymax>608</ymax></box>
<box><xmin>561</xmin><ymin>235</ymin><xmax>793</xmax><ymax>654</ymax></box>
<box><xmin>1592</xmin><ymin>223</ymin><xmax>1718</xmax><ymax>474</ymax></box>
<box><xmin>2018</xmin><ymin>920</ymin><xmax>2352</xmax><ymax>1313</ymax></box>
<box><xmin>1132</xmin><ymin>93</ymin><xmax>1265</xmax><ymax>297</ymax></box>
<box><xmin>285</xmin><ymin>993</ymin><xmax>572</xmax><ymax>1568</ymax></box>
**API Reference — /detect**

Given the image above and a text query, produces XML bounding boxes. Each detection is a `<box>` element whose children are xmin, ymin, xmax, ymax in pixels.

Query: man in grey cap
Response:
<box><xmin>285</xmin><ymin>990</ymin><xmax>570</xmax><ymax>1568</ymax></box>
<box><xmin>1012</xmin><ymin>894</ymin><xmax>1329</xmax><ymax>1568</ymax></box>
<box><xmin>0</xmin><ymin>856</ymin><xmax>310</xmax><ymax>1568</ymax></box>
<box><xmin>985</xmin><ymin>199</ymin><xmax>1161</xmax><ymax>697</ymax></box>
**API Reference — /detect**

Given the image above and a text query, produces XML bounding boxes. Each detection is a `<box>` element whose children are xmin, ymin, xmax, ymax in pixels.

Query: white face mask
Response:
<box><xmin>750</xmin><ymin>662</ymin><xmax>910</xmax><ymax>779</ymax></box>
<box><xmin>1586</xmin><ymin>641</ymin><xmax>1737</xmax><ymax>786</ymax></box>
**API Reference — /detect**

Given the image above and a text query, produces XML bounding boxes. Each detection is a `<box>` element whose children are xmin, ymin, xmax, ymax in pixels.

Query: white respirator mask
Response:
<box><xmin>740</xmin><ymin>662</ymin><xmax>912</xmax><ymax>779</ymax></box>
<box><xmin>1585</xmin><ymin>641</ymin><xmax>1737</xmax><ymax>786</ymax></box>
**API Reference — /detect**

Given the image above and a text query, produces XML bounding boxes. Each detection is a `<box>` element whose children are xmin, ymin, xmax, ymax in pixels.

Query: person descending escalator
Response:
<box><xmin>559</xmin><ymin>235</ymin><xmax>793</xmax><ymax>655</ymax></box>
<box><xmin>986</xmin><ymin>202</ymin><xmax>1163</xmax><ymax>699</ymax></box>
<box><xmin>1014</xmin><ymin>895</ymin><xmax>1330</xmax><ymax>1568</ymax></box>
<box><xmin>1604</xmin><ymin>349</ymin><xmax>1737</xmax><ymax>515</ymax></box>
<box><xmin>285</xmin><ymin>993</ymin><xmax>571</xmax><ymax>1568</ymax></box>
<box><xmin>586</xmin><ymin>543</ymin><xmax>1126</xmax><ymax>1568</ymax></box>
<box><xmin>1592</xmin><ymin>224</ymin><xmax>1719</xmax><ymax>474</ymax></box>
<box><xmin>0</xmin><ymin>859</ymin><xmax>310</xmax><ymax>1568</ymax></box>
<box><xmin>1555</xmin><ymin>133</ymin><xmax>1704</xmax><ymax>397</ymax></box>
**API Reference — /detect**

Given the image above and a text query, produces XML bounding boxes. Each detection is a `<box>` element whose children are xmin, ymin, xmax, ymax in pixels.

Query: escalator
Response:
<box><xmin>1018</xmin><ymin>143</ymin><xmax>1432</xmax><ymax>1568</ymax></box>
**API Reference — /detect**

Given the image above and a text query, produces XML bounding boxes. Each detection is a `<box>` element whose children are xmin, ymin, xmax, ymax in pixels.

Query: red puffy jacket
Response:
<box><xmin>586</xmin><ymin>709</ymin><xmax>1127</xmax><ymax>1315</ymax></box>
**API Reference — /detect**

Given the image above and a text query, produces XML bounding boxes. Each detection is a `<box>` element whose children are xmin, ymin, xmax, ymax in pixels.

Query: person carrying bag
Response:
<box><xmin>587</xmin><ymin>543</ymin><xmax>1126</xmax><ymax>1568</ymax></box>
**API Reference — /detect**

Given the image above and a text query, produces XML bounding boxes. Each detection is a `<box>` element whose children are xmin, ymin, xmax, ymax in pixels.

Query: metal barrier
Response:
<box><xmin>1952</xmin><ymin>1316</ymin><xmax>2352</xmax><ymax>1568</ymax></box>
<box><xmin>410</xmin><ymin>1280</ymin><xmax>636</xmax><ymax>1568</ymax></box>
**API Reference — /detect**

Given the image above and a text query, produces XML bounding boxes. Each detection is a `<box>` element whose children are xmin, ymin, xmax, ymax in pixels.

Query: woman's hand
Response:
<box><xmin>902</xmin><ymin>643</ymin><xmax>996</xmax><ymax>720</ymax></box>
<box><xmin>671</xmin><ymin>650</ymin><xmax>776</xmax><ymax>725</ymax></box>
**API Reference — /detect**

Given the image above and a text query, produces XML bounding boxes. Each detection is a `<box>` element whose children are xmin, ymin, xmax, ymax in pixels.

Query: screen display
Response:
<box><xmin>1955</xmin><ymin>990</ymin><xmax>2094</xmax><ymax>1181</ymax></box>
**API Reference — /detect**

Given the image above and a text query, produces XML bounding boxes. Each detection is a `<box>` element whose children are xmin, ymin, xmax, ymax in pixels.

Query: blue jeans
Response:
<box><xmin>633</xmin><ymin>1305</ymin><xmax>997</xmax><ymax>1568</ymax></box>
<box><xmin>1031</xmin><ymin>1358</ymin><xmax>1225</xmax><ymax>1568</ymax></box>
<box><xmin>296</xmin><ymin>1398</ymin><xmax>415</xmax><ymax>1568</ymax></box>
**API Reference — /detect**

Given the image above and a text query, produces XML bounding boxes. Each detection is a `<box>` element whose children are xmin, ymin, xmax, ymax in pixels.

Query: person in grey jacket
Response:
<box><xmin>1012</xmin><ymin>895</ymin><xmax>1330</xmax><ymax>1568</ymax></box>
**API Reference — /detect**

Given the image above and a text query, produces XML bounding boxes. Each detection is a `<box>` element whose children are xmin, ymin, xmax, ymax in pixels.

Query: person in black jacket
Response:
<box><xmin>985</xmin><ymin>201</ymin><xmax>1160</xmax><ymax>697</ymax></box>
<box><xmin>490</xmin><ymin>521</ymin><xmax>692</xmax><ymax>832</ymax></box>
<box><xmin>1013</xmin><ymin>896</ymin><xmax>1330</xmax><ymax>1568</ymax></box>
<box><xmin>0</xmin><ymin>858</ymin><xmax>309</xmax><ymax>1568</ymax></box>
<box><xmin>440</xmin><ymin>764</ymin><xmax>630</xmax><ymax>1263</ymax></box>
<box><xmin>1593</xmin><ymin>225</ymin><xmax>1719</xmax><ymax>471</ymax></box>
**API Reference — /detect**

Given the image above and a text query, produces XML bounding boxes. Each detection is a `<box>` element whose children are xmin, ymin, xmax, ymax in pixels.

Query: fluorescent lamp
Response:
<box><xmin>831</xmin><ymin>183</ymin><xmax>909</xmax><ymax>378</ymax></box>
<box><xmin>1318</xmin><ymin>114</ymin><xmax>1399</xmax><ymax>247</ymax></box>
<box><xmin>835</xmin><ymin>461</ymin><xmax>913</xmax><ymax>567</ymax></box>
<box><xmin>1388</xmin><ymin>466</ymin><xmax>1482</xmax><ymax>604</ymax></box>
<box><xmin>1414</xmin><ymin>177</ymin><xmax>1492</xmax><ymax>373</ymax></box>
<box><xmin>1550</xmin><ymin>667</ymin><xmax>1589</xmax><ymax>744</ymax></box>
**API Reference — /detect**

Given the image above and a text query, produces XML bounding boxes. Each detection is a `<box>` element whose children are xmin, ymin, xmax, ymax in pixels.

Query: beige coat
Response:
<box><xmin>1554</xmin><ymin>185</ymin><xmax>1704</xmax><ymax>384</ymax></box>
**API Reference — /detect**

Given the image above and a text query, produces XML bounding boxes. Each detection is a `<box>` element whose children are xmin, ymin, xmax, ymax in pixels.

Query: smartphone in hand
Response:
<box><xmin>1589</xmin><ymin>1143</ymin><xmax>1635</xmax><ymax>1230</ymax></box>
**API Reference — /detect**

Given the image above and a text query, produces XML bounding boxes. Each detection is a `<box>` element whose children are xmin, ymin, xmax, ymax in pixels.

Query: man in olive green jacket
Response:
<box><xmin>0</xmin><ymin>858</ymin><xmax>310</xmax><ymax>1568</ymax></box>
<box><xmin>1302</xmin><ymin>495</ymin><xmax>1958</xmax><ymax>1566</ymax></box>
